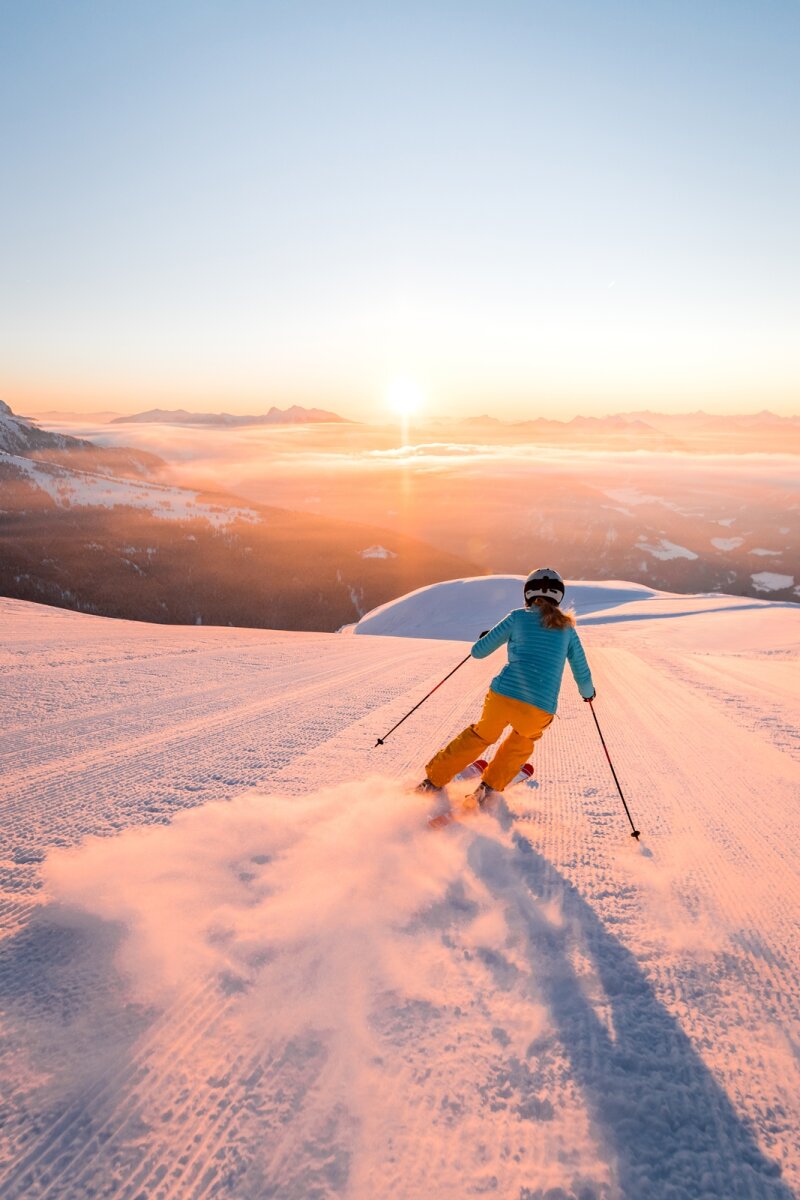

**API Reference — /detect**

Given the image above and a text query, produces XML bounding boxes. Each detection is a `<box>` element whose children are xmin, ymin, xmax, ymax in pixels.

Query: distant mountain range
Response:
<box><xmin>0</xmin><ymin>403</ymin><xmax>480</xmax><ymax>630</ymax></box>
<box><xmin>462</xmin><ymin>409</ymin><xmax>800</xmax><ymax>429</ymax></box>
<box><xmin>111</xmin><ymin>405</ymin><xmax>348</xmax><ymax>427</ymax></box>
<box><xmin>457</xmin><ymin>409</ymin><xmax>800</xmax><ymax>452</ymax></box>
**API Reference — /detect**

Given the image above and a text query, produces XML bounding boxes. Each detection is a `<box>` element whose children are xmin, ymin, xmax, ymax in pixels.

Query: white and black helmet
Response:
<box><xmin>524</xmin><ymin>567</ymin><xmax>565</xmax><ymax>607</ymax></box>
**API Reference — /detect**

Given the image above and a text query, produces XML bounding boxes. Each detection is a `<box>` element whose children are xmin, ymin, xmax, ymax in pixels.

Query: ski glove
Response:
<box><xmin>583</xmin><ymin>690</ymin><xmax>596</xmax><ymax>702</ymax></box>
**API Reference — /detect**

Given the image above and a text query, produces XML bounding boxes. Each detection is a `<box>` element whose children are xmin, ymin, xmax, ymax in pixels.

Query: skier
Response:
<box><xmin>417</xmin><ymin>568</ymin><xmax>595</xmax><ymax>809</ymax></box>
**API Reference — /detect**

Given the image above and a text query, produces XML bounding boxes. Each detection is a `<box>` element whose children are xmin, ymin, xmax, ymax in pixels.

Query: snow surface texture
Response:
<box><xmin>1</xmin><ymin>586</ymin><xmax>799</xmax><ymax>1199</ymax></box>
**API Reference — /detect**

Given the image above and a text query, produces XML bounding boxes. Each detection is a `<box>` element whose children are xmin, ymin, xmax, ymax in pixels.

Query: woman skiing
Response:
<box><xmin>417</xmin><ymin>568</ymin><xmax>595</xmax><ymax>808</ymax></box>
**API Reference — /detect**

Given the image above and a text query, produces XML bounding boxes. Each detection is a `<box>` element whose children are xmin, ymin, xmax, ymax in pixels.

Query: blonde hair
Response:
<box><xmin>532</xmin><ymin>596</ymin><xmax>576</xmax><ymax>629</ymax></box>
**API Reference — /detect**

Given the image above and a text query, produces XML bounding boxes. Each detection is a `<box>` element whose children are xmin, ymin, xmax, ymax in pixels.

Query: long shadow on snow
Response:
<box><xmin>0</xmin><ymin>908</ymin><xmax>350</xmax><ymax>1200</ymax></box>
<box><xmin>468</xmin><ymin>830</ymin><xmax>793</xmax><ymax>1200</ymax></box>
<box><xmin>0</xmin><ymin>908</ymin><xmax>156</xmax><ymax>1197</ymax></box>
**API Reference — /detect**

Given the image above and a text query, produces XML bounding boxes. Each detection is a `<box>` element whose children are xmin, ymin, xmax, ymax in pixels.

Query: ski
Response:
<box><xmin>454</xmin><ymin>758</ymin><xmax>489</xmax><ymax>781</ymax></box>
<box><xmin>455</xmin><ymin>760</ymin><xmax>537</xmax><ymax>788</ymax></box>
<box><xmin>426</xmin><ymin>762</ymin><xmax>537</xmax><ymax>830</ymax></box>
<box><xmin>426</xmin><ymin>795</ymin><xmax>499</xmax><ymax>830</ymax></box>
<box><xmin>426</xmin><ymin>786</ymin><xmax>500</xmax><ymax>830</ymax></box>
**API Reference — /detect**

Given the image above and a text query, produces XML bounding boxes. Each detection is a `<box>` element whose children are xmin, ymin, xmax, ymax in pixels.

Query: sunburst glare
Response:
<box><xmin>386</xmin><ymin>377</ymin><xmax>425</xmax><ymax>443</ymax></box>
<box><xmin>386</xmin><ymin>377</ymin><xmax>425</xmax><ymax>417</ymax></box>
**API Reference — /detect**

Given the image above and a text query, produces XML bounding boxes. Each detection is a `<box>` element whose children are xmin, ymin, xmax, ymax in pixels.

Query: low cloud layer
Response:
<box><xmin>25</xmin><ymin>415</ymin><xmax>800</xmax><ymax>605</ymax></box>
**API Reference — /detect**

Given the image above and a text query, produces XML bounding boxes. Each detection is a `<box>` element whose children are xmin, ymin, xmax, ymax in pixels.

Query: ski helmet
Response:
<box><xmin>524</xmin><ymin>567</ymin><xmax>565</xmax><ymax>607</ymax></box>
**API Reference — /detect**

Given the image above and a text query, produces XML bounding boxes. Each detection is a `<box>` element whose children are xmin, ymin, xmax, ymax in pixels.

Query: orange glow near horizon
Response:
<box><xmin>5</xmin><ymin>370</ymin><xmax>799</xmax><ymax>425</ymax></box>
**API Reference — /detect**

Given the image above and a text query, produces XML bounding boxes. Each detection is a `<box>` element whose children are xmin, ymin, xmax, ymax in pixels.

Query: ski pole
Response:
<box><xmin>374</xmin><ymin>653</ymin><xmax>472</xmax><ymax>747</ymax></box>
<box><xmin>587</xmin><ymin>699</ymin><xmax>641</xmax><ymax>840</ymax></box>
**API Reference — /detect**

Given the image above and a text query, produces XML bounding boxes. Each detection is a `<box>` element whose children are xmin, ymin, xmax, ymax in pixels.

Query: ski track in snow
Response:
<box><xmin>1</xmin><ymin>597</ymin><xmax>799</xmax><ymax>1199</ymax></box>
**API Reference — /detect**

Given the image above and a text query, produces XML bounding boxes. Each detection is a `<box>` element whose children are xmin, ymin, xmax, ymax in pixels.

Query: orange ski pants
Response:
<box><xmin>425</xmin><ymin>688</ymin><xmax>554</xmax><ymax>792</ymax></box>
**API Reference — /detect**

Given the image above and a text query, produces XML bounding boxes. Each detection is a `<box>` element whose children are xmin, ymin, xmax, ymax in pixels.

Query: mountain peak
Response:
<box><xmin>111</xmin><ymin>406</ymin><xmax>347</xmax><ymax>427</ymax></box>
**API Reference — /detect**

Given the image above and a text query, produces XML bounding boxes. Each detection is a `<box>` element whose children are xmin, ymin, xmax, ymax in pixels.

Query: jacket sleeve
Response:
<box><xmin>471</xmin><ymin>612</ymin><xmax>514</xmax><ymax>659</ymax></box>
<box><xmin>567</xmin><ymin>628</ymin><xmax>594</xmax><ymax>697</ymax></box>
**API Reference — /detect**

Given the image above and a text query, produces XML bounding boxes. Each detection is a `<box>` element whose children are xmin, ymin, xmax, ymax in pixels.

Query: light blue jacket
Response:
<box><xmin>471</xmin><ymin>607</ymin><xmax>594</xmax><ymax>715</ymax></box>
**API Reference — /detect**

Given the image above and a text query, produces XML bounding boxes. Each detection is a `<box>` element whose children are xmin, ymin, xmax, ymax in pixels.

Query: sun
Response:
<box><xmin>386</xmin><ymin>376</ymin><xmax>425</xmax><ymax>419</ymax></box>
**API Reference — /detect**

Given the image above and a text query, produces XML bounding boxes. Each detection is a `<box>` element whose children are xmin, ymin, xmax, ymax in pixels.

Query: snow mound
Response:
<box><xmin>352</xmin><ymin>576</ymin><xmax>664</xmax><ymax>640</ymax></box>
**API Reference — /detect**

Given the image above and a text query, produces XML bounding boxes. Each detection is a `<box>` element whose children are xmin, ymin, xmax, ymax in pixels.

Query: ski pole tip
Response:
<box><xmin>374</xmin><ymin>737</ymin><xmax>384</xmax><ymax>748</ymax></box>
<box><xmin>631</xmin><ymin>829</ymin><xmax>641</xmax><ymax>840</ymax></box>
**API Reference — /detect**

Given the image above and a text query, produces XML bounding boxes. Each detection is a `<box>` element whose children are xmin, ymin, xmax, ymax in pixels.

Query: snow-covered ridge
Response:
<box><xmin>1</xmin><ymin>401</ymin><xmax>163</xmax><ymax>478</ymax></box>
<box><xmin>0</xmin><ymin>400</ymin><xmax>93</xmax><ymax>455</ymax></box>
<box><xmin>349</xmin><ymin>575</ymin><xmax>779</xmax><ymax>640</ymax></box>
<box><xmin>2</xmin><ymin>451</ymin><xmax>260</xmax><ymax>527</ymax></box>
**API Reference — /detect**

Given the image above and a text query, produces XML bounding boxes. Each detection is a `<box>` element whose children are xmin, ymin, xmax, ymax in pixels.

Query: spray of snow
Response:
<box><xmin>44</xmin><ymin>781</ymin><xmax>466</xmax><ymax>1005</ymax></box>
<box><xmin>40</xmin><ymin>773</ymin><xmax>761</xmax><ymax>1197</ymax></box>
<box><xmin>44</xmin><ymin>780</ymin><xmax>587</xmax><ymax>1194</ymax></box>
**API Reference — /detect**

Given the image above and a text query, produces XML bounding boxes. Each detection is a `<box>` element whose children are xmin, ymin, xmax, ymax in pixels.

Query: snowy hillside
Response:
<box><xmin>2</xmin><ymin>450</ymin><xmax>261</xmax><ymax>525</ymax></box>
<box><xmin>0</xmin><ymin>400</ymin><xmax>163</xmax><ymax>476</ymax></box>
<box><xmin>0</xmin><ymin>447</ymin><xmax>480</xmax><ymax>630</ymax></box>
<box><xmin>352</xmin><ymin>576</ymin><xmax>660</xmax><ymax>638</ymax></box>
<box><xmin>0</xmin><ymin>399</ymin><xmax>94</xmax><ymax>454</ymax></box>
<box><xmin>1</xmin><ymin>586</ymin><xmax>799</xmax><ymax>1199</ymax></box>
<box><xmin>351</xmin><ymin>573</ymin><xmax>780</xmax><ymax>639</ymax></box>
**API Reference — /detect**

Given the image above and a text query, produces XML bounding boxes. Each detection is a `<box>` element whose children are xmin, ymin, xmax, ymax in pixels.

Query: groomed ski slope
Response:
<box><xmin>1</xmin><ymin>585</ymin><xmax>799</xmax><ymax>1200</ymax></box>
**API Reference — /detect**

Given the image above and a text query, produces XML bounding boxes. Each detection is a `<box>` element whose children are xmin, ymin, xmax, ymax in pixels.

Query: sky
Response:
<box><xmin>1</xmin><ymin>0</ymin><xmax>799</xmax><ymax>421</ymax></box>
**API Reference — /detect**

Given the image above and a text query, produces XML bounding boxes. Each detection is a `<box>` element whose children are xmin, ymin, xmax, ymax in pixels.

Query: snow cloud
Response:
<box><xmin>38</xmin><ymin>776</ymin><xmax>789</xmax><ymax>1196</ymax></box>
<box><xmin>41</xmin><ymin>781</ymin><xmax>573</xmax><ymax>1193</ymax></box>
<box><xmin>43</xmin><ymin>781</ymin><xmax>474</xmax><ymax>1012</ymax></box>
<box><xmin>41</xmin><ymin>775</ymin><xmax>742</xmax><ymax>1025</ymax></box>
